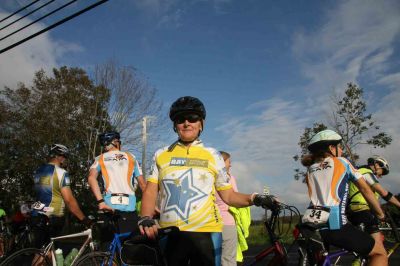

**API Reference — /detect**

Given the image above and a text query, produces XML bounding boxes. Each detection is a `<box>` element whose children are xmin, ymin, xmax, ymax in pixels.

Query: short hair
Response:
<box><xmin>219</xmin><ymin>151</ymin><xmax>231</xmax><ymax>161</ymax></box>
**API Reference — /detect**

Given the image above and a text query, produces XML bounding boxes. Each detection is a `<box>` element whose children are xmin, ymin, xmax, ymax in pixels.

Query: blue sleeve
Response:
<box><xmin>133</xmin><ymin>159</ymin><xmax>142</xmax><ymax>178</ymax></box>
<box><xmin>61</xmin><ymin>172</ymin><xmax>71</xmax><ymax>187</ymax></box>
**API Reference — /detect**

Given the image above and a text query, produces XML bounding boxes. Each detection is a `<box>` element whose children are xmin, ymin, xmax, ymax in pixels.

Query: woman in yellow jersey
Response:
<box><xmin>139</xmin><ymin>96</ymin><xmax>274</xmax><ymax>266</ymax></box>
<box><xmin>302</xmin><ymin>129</ymin><xmax>387</xmax><ymax>266</ymax></box>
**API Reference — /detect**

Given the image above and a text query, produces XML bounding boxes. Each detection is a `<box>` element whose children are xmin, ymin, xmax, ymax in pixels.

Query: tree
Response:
<box><xmin>293</xmin><ymin>123</ymin><xmax>327</xmax><ymax>181</ymax></box>
<box><xmin>330</xmin><ymin>83</ymin><xmax>392</xmax><ymax>162</ymax></box>
<box><xmin>0</xmin><ymin>67</ymin><xmax>110</xmax><ymax>213</ymax></box>
<box><xmin>294</xmin><ymin>83</ymin><xmax>392</xmax><ymax>181</ymax></box>
<box><xmin>89</xmin><ymin>59</ymin><xmax>166</xmax><ymax>169</ymax></box>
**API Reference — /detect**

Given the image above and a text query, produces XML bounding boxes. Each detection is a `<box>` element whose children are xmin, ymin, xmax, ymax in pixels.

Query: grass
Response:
<box><xmin>246</xmin><ymin>220</ymin><xmax>297</xmax><ymax>246</ymax></box>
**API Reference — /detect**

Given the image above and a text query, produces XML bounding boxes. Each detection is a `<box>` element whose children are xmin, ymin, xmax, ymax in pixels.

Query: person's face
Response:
<box><xmin>57</xmin><ymin>155</ymin><xmax>67</xmax><ymax>167</ymax></box>
<box><xmin>174</xmin><ymin>113</ymin><xmax>203</xmax><ymax>143</ymax></box>
<box><xmin>224</xmin><ymin>158</ymin><xmax>231</xmax><ymax>174</ymax></box>
<box><xmin>373</xmin><ymin>163</ymin><xmax>384</xmax><ymax>178</ymax></box>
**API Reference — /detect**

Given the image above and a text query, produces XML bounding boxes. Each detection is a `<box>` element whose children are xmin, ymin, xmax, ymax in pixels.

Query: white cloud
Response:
<box><xmin>0</xmin><ymin>10</ymin><xmax>83</xmax><ymax>89</ymax></box>
<box><xmin>292</xmin><ymin>0</ymin><xmax>400</xmax><ymax>98</ymax></box>
<box><xmin>217</xmin><ymin>98</ymin><xmax>310</xmax><ymax>217</ymax></box>
<box><xmin>220</xmin><ymin>1</ymin><xmax>400</xmax><ymax>217</ymax></box>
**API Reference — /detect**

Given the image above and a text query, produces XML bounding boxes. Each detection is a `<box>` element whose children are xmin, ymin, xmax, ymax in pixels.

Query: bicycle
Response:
<box><xmin>74</xmin><ymin>211</ymin><xmax>179</xmax><ymax>266</ymax></box>
<box><xmin>243</xmin><ymin>202</ymin><xmax>301</xmax><ymax>266</ymax></box>
<box><xmin>0</xmin><ymin>223</ymin><xmax>97</xmax><ymax>266</ymax></box>
<box><xmin>379</xmin><ymin>209</ymin><xmax>400</xmax><ymax>258</ymax></box>
<box><xmin>75</xmin><ymin>211</ymin><xmax>179</xmax><ymax>266</ymax></box>
<box><xmin>0</xmin><ymin>202</ymin><xmax>42</xmax><ymax>260</ymax></box>
<box><xmin>295</xmin><ymin>222</ymin><xmax>366</xmax><ymax>266</ymax></box>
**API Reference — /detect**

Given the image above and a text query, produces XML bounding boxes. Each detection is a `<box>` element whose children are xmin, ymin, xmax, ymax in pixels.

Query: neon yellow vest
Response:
<box><xmin>348</xmin><ymin>168</ymin><xmax>379</xmax><ymax>212</ymax></box>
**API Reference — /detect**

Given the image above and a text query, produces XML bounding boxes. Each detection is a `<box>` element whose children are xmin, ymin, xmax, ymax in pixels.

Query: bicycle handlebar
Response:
<box><xmin>124</xmin><ymin>226</ymin><xmax>180</xmax><ymax>244</ymax></box>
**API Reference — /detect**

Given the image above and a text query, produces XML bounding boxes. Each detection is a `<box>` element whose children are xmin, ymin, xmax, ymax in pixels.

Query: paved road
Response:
<box><xmin>242</xmin><ymin>242</ymin><xmax>400</xmax><ymax>265</ymax></box>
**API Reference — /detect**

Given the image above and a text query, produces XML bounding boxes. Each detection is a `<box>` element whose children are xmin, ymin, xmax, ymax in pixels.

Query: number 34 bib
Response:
<box><xmin>302</xmin><ymin>206</ymin><xmax>330</xmax><ymax>225</ymax></box>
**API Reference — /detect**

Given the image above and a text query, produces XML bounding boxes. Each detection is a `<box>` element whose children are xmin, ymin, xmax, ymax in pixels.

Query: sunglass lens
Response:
<box><xmin>187</xmin><ymin>114</ymin><xmax>200</xmax><ymax>123</ymax></box>
<box><xmin>175</xmin><ymin>114</ymin><xmax>200</xmax><ymax>124</ymax></box>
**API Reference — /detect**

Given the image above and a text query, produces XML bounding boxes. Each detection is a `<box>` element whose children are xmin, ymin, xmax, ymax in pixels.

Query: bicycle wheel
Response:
<box><xmin>74</xmin><ymin>251</ymin><xmax>119</xmax><ymax>266</ymax></box>
<box><xmin>0</xmin><ymin>248</ymin><xmax>50</xmax><ymax>266</ymax></box>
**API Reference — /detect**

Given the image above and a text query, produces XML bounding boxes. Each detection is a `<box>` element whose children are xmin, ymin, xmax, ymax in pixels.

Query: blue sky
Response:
<box><xmin>1</xmin><ymin>0</ymin><xmax>400</xmax><ymax>218</ymax></box>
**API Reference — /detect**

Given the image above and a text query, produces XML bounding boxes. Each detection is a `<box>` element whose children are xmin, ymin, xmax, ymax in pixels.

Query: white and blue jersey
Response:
<box><xmin>90</xmin><ymin>150</ymin><xmax>142</xmax><ymax>212</ymax></box>
<box><xmin>306</xmin><ymin>157</ymin><xmax>363</xmax><ymax>230</ymax></box>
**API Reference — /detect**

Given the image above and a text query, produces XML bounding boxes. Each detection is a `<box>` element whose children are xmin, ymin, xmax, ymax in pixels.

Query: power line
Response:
<box><xmin>0</xmin><ymin>0</ymin><xmax>78</xmax><ymax>42</ymax></box>
<box><xmin>0</xmin><ymin>0</ymin><xmax>57</xmax><ymax>32</ymax></box>
<box><xmin>0</xmin><ymin>0</ymin><xmax>109</xmax><ymax>55</ymax></box>
<box><xmin>0</xmin><ymin>0</ymin><xmax>42</xmax><ymax>24</ymax></box>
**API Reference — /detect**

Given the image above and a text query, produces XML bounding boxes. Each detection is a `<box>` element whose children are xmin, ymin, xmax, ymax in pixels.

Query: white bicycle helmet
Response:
<box><xmin>49</xmin><ymin>144</ymin><xmax>69</xmax><ymax>157</ymax></box>
<box><xmin>308</xmin><ymin>129</ymin><xmax>342</xmax><ymax>152</ymax></box>
<box><xmin>368</xmin><ymin>155</ymin><xmax>389</xmax><ymax>175</ymax></box>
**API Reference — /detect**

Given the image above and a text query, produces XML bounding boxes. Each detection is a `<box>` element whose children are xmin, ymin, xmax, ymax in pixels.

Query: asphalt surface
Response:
<box><xmin>242</xmin><ymin>242</ymin><xmax>400</xmax><ymax>265</ymax></box>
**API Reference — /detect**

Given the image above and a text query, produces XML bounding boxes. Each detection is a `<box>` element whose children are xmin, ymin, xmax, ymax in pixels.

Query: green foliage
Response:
<box><xmin>331</xmin><ymin>83</ymin><xmax>392</xmax><ymax>162</ymax></box>
<box><xmin>247</xmin><ymin>219</ymin><xmax>297</xmax><ymax>246</ymax></box>
<box><xmin>294</xmin><ymin>83</ymin><xmax>392</xmax><ymax>181</ymax></box>
<box><xmin>293</xmin><ymin>123</ymin><xmax>327</xmax><ymax>181</ymax></box>
<box><xmin>0</xmin><ymin>66</ymin><xmax>111</xmax><ymax>213</ymax></box>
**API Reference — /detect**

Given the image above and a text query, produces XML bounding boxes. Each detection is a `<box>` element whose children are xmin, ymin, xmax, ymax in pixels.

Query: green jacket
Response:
<box><xmin>229</xmin><ymin>206</ymin><xmax>251</xmax><ymax>262</ymax></box>
<box><xmin>348</xmin><ymin>167</ymin><xmax>379</xmax><ymax>212</ymax></box>
<box><xmin>0</xmin><ymin>208</ymin><xmax>6</xmax><ymax>218</ymax></box>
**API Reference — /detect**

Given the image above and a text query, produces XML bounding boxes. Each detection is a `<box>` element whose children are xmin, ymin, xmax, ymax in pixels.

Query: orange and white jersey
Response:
<box><xmin>306</xmin><ymin>157</ymin><xmax>362</xmax><ymax>229</ymax></box>
<box><xmin>90</xmin><ymin>150</ymin><xmax>142</xmax><ymax>211</ymax></box>
<box><xmin>148</xmin><ymin>140</ymin><xmax>232</xmax><ymax>232</ymax></box>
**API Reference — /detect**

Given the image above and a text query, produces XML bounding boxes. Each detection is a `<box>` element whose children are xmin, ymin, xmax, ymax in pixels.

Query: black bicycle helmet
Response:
<box><xmin>169</xmin><ymin>96</ymin><xmax>206</xmax><ymax>121</ymax></box>
<box><xmin>99</xmin><ymin>131</ymin><xmax>120</xmax><ymax>146</ymax></box>
<box><xmin>49</xmin><ymin>144</ymin><xmax>69</xmax><ymax>157</ymax></box>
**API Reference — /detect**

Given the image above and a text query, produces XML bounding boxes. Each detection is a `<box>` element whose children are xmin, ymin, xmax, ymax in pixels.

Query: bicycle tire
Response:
<box><xmin>0</xmin><ymin>248</ymin><xmax>50</xmax><ymax>266</ymax></box>
<box><xmin>74</xmin><ymin>251</ymin><xmax>119</xmax><ymax>266</ymax></box>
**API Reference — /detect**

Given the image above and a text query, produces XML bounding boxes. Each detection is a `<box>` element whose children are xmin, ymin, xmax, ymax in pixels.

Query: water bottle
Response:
<box><xmin>55</xmin><ymin>248</ymin><xmax>64</xmax><ymax>266</ymax></box>
<box><xmin>64</xmin><ymin>248</ymin><xmax>79</xmax><ymax>266</ymax></box>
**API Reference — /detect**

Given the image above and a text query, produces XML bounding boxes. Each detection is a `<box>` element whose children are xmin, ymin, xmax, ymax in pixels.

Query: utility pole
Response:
<box><xmin>142</xmin><ymin>117</ymin><xmax>148</xmax><ymax>179</ymax></box>
<box><xmin>142</xmin><ymin>116</ymin><xmax>155</xmax><ymax>179</ymax></box>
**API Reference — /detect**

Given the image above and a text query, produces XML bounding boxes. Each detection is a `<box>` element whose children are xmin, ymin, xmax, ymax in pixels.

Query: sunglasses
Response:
<box><xmin>376</xmin><ymin>161</ymin><xmax>385</xmax><ymax>168</ymax></box>
<box><xmin>175</xmin><ymin>114</ymin><xmax>201</xmax><ymax>124</ymax></box>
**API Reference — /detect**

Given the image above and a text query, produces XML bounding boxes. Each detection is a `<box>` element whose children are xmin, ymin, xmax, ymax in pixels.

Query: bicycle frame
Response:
<box><xmin>321</xmin><ymin>249</ymin><xmax>350</xmax><ymax>266</ymax></box>
<box><xmin>43</xmin><ymin>228</ymin><xmax>94</xmax><ymax>265</ymax></box>
<box><xmin>243</xmin><ymin>209</ymin><xmax>288</xmax><ymax>266</ymax></box>
<box><xmin>380</xmin><ymin>210</ymin><xmax>400</xmax><ymax>258</ymax></box>
<box><xmin>103</xmin><ymin>232</ymin><xmax>130</xmax><ymax>266</ymax></box>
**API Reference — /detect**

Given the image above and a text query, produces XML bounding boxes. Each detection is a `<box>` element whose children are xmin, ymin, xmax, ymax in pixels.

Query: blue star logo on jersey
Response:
<box><xmin>162</xmin><ymin>169</ymin><xmax>207</xmax><ymax>223</ymax></box>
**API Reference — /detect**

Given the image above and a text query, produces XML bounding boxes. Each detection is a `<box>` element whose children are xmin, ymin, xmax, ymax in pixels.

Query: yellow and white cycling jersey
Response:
<box><xmin>148</xmin><ymin>140</ymin><xmax>232</xmax><ymax>232</ymax></box>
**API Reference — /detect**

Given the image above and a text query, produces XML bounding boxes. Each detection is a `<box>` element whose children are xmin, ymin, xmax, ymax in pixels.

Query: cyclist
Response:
<box><xmin>33</xmin><ymin>144</ymin><xmax>90</xmax><ymax>247</ymax></box>
<box><xmin>87</xmin><ymin>131</ymin><xmax>146</xmax><ymax>234</ymax></box>
<box><xmin>301</xmin><ymin>129</ymin><xmax>387</xmax><ymax>266</ymax></box>
<box><xmin>139</xmin><ymin>96</ymin><xmax>275</xmax><ymax>266</ymax></box>
<box><xmin>347</xmin><ymin>156</ymin><xmax>400</xmax><ymax>244</ymax></box>
<box><xmin>215</xmin><ymin>151</ymin><xmax>243</xmax><ymax>266</ymax></box>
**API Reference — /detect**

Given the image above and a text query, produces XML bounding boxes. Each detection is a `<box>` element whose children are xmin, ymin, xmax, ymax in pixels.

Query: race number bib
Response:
<box><xmin>110</xmin><ymin>194</ymin><xmax>129</xmax><ymax>205</ymax></box>
<box><xmin>32</xmin><ymin>201</ymin><xmax>54</xmax><ymax>214</ymax></box>
<box><xmin>32</xmin><ymin>201</ymin><xmax>45</xmax><ymax>211</ymax></box>
<box><xmin>302</xmin><ymin>206</ymin><xmax>330</xmax><ymax>225</ymax></box>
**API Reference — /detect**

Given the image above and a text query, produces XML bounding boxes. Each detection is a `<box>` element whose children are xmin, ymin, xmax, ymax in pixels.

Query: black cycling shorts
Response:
<box><xmin>163</xmin><ymin>231</ymin><xmax>222</xmax><ymax>266</ymax></box>
<box><xmin>347</xmin><ymin>210</ymin><xmax>380</xmax><ymax>234</ymax></box>
<box><xmin>320</xmin><ymin>223</ymin><xmax>375</xmax><ymax>257</ymax></box>
<box><xmin>32</xmin><ymin>215</ymin><xmax>65</xmax><ymax>249</ymax></box>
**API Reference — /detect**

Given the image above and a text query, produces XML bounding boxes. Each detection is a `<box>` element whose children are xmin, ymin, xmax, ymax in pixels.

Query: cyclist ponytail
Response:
<box><xmin>301</xmin><ymin>154</ymin><xmax>315</xmax><ymax>167</ymax></box>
